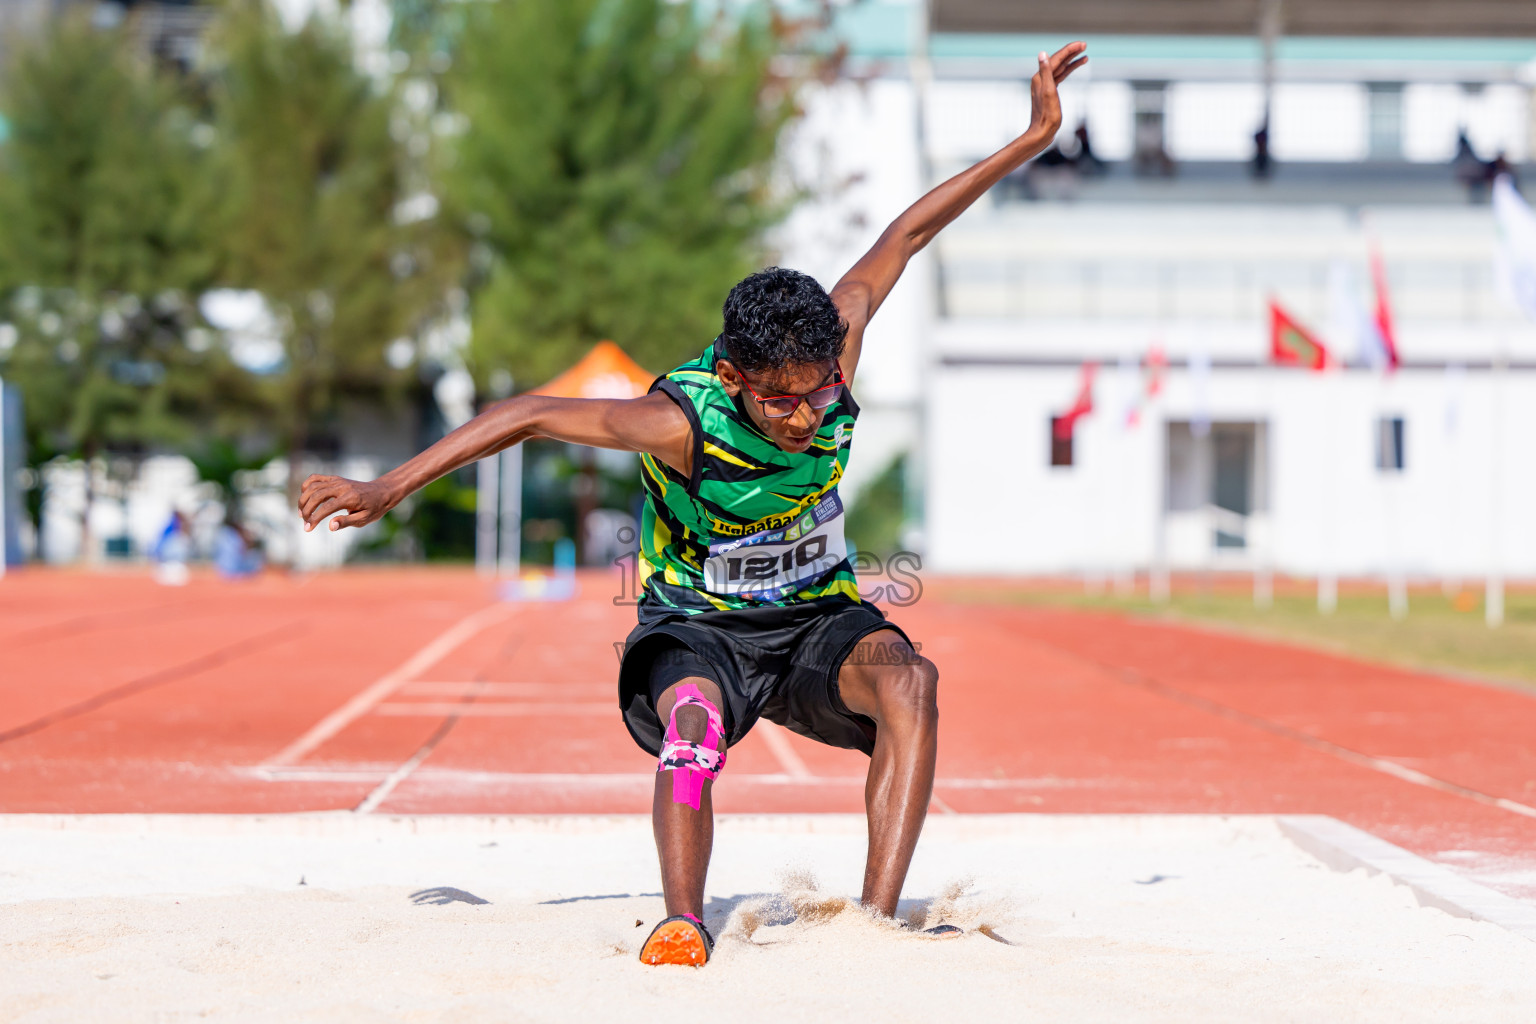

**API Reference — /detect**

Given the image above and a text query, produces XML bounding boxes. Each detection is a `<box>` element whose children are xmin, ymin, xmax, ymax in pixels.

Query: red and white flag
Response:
<box><xmin>1269</xmin><ymin>300</ymin><xmax>1330</xmax><ymax>370</ymax></box>
<box><xmin>1052</xmin><ymin>361</ymin><xmax>1097</xmax><ymax>440</ymax></box>
<box><xmin>1367</xmin><ymin>243</ymin><xmax>1400</xmax><ymax>371</ymax></box>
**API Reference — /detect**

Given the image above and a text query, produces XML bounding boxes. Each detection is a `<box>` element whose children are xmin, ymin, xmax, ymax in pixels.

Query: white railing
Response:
<box><xmin>940</xmin><ymin>256</ymin><xmax>1511</xmax><ymax>324</ymax></box>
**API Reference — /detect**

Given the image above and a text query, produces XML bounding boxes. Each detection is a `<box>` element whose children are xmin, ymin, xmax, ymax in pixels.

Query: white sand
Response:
<box><xmin>3</xmin><ymin>814</ymin><xmax>1535</xmax><ymax>1023</ymax></box>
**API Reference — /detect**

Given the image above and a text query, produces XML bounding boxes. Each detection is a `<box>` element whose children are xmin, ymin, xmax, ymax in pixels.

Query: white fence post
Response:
<box><xmin>475</xmin><ymin>452</ymin><xmax>498</xmax><ymax>577</ymax></box>
<box><xmin>498</xmin><ymin>445</ymin><xmax>521</xmax><ymax>577</ymax></box>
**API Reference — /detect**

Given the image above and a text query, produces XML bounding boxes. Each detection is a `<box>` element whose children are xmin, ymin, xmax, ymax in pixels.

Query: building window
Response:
<box><xmin>1375</xmin><ymin>416</ymin><xmax>1405</xmax><ymax>471</ymax></box>
<box><xmin>1367</xmin><ymin>83</ymin><xmax>1404</xmax><ymax>160</ymax></box>
<box><xmin>1049</xmin><ymin>417</ymin><xmax>1073</xmax><ymax>467</ymax></box>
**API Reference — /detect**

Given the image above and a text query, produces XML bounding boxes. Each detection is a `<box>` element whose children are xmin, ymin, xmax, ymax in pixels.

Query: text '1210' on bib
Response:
<box><xmin>703</xmin><ymin>491</ymin><xmax>848</xmax><ymax>603</ymax></box>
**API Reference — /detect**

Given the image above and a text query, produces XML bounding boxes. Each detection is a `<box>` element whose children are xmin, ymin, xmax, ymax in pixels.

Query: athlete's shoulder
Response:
<box><xmin>664</xmin><ymin>341</ymin><xmax>722</xmax><ymax>387</ymax></box>
<box><xmin>656</xmin><ymin>341</ymin><xmax>737</xmax><ymax>428</ymax></box>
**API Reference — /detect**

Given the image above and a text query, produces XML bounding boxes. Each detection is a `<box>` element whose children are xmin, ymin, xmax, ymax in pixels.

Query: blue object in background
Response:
<box><xmin>213</xmin><ymin>523</ymin><xmax>263</xmax><ymax>578</ymax></box>
<box><xmin>553</xmin><ymin>537</ymin><xmax>576</xmax><ymax>574</ymax></box>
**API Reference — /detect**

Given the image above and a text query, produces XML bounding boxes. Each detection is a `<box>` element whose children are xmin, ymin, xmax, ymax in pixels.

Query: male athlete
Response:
<box><xmin>298</xmin><ymin>43</ymin><xmax>1086</xmax><ymax>966</ymax></box>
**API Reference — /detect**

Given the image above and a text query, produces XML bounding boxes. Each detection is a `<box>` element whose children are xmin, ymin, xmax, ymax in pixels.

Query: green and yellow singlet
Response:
<box><xmin>637</xmin><ymin>341</ymin><xmax>861</xmax><ymax>622</ymax></box>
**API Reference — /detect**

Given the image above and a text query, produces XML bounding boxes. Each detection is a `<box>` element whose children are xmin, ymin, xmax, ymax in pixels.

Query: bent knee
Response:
<box><xmin>872</xmin><ymin>657</ymin><xmax>939</xmax><ymax>725</ymax></box>
<box><xmin>658</xmin><ymin>676</ymin><xmax>727</xmax><ymax>748</ymax></box>
<box><xmin>672</xmin><ymin>704</ymin><xmax>712</xmax><ymax>744</ymax></box>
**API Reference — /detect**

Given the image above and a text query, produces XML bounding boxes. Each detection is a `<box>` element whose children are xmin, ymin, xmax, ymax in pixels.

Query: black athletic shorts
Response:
<box><xmin>617</xmin><ymin>597</ymin><xmax>914</xmax><ymax>758</ymax></box>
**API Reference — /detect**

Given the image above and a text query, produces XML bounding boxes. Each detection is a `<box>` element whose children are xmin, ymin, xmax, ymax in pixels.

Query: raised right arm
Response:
<box><xmin>297</xmin><ymin>390</ymin><xmax>691</xmax><ymax>532</ymax></box>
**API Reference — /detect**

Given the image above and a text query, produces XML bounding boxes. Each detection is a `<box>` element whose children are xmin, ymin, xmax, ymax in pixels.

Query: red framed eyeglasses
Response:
<box><xmin>734</xmin><ymin>363</ymin><xmax>845</xmax><ymax>418</ymax></box>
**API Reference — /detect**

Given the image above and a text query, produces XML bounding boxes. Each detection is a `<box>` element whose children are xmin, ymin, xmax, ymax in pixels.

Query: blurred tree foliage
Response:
<box><xmin>0</xmin><ymin>13</ymin><xmax>255</xmax><ymax>552</ymax></box>
<box><xmin>0</xmin><ymin>0</ymin><xmax>833</xmax><ymax>563</ymax></box>
<box><xmin>205</xmin><ymin>1</ymin><xmax>461</xmax><ymax>501</ymax></box>
<box><xmin>186</xmin><ymin>437</ymin><xmax>279</xmax><ymax>527</ymax></box>
<box><xmin>0</xmin><ymin>13</ymin><xmax>244</xmax><ymax>463</ymax></box>
<box><xmin>845</xmin><ymin>453</ymin><xmax>908</xmax><ymax>560</ymax></box>
<box><xmin>444</xmin><ymin>0</ymin><xmax>803</xmax><ymax>387</ymax></box>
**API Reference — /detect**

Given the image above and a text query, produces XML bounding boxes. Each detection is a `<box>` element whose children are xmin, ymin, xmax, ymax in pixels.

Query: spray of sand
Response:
<box><xmin>722</xmin><ymin>869</ymin><xmax>1021</xmax><ymax>946</ymax></box>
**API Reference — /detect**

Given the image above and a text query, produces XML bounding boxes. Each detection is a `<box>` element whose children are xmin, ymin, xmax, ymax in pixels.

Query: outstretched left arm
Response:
<box><xmin>831</xmin><ymin>42</ymin><xmax>1087</xmax><ymax>384</ymax></box>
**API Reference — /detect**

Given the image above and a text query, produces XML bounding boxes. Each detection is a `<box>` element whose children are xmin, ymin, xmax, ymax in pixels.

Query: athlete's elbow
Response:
<box><xmin>498</xmin><ymin>395</ymin><xmax>555</xmax><ymax>443</ymax></box>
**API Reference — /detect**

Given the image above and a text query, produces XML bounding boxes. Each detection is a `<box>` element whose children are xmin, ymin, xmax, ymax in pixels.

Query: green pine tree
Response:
<box><xmin>0</xmin><ymin>12</ymin><xmax>244</xmax><ymax>555</ymax></box>
<box><xmin>444</xmin><ymin>0</ymin><xmax>801</xmax><ymax>387</ymax></box>
<box><xmin>206</xmin><ymin>0</ymin><xmax>460</xmax><ymax>502</ymax></box>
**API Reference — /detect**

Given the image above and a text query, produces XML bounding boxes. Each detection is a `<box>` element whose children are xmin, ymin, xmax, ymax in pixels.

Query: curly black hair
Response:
<box><xmin>718</xmin><ymin>267</ymin><xmax>848</xmax><ymax>374</ymax></box>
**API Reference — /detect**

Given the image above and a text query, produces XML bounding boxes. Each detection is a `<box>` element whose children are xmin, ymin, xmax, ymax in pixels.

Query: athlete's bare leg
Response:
<box><xmin>834</xmin><ymin>630</ymin><xmax>939</xmax><ymax>917</ymax></box>
<box><xmin>652</xmin><ymin>675</ymin><xmax>725</xmax><ymax>920</ymax></box>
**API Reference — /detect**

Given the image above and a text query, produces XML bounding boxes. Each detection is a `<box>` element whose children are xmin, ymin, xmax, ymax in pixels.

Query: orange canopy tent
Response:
<box><xmin>480</xmin><ymin>341</ymin><xmax>656</xmax><ymax>582</ymax></box>
<box><xmin>525</xmin><ymin>340</ymin><xmax>656</xmax><ymax>400</ymax></box>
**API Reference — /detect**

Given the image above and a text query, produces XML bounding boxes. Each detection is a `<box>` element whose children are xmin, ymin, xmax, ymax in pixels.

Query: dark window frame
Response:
<box><xmin>1375</xmin><ymin>416</ymin><xmax>1406</xmax><ymax>472</ymax></box>
<box><xmin>1049</xmin><ymin>416</ymin><xmax>1074</xmax><ymax>467</ymax></box>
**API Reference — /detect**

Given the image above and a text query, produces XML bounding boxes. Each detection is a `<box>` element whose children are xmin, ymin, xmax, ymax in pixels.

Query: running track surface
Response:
<box><xmin>3</xmin><ymin>568</ymin><xmax>1534</xmax><ymax>899</ymax></box>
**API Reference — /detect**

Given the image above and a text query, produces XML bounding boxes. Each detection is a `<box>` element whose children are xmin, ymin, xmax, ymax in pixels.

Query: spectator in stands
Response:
<box><xmin>1251</xmin><ymin>118</ymin><xmax>1272</xmax><ymax>180</ymax></box>
<box><xmin>1453</xmin><ymin>130</ymin><xmax>1493</xmax><ymax>201</ymax></box>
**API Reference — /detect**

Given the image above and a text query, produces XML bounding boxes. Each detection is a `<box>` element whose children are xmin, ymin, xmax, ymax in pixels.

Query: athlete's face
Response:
<box><xmin>716</xmin><ymin>358</ymin><xmax>840</xmax><ymax>454</ymax></box>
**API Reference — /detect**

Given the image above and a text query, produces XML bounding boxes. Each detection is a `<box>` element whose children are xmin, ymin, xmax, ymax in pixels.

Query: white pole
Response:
<box><xmin>1487</xmin><ymin>347</ymin><xmax>1506</xmax><ymax>628</ymax></box>
<box><xmin>1190</xmin><ymin>350</ymin><xmax>1212</xmax><ymax>596</ymax></box>
<box><xmin>475</xmin><ymin>451</ymin><xmax>498</xmax><ymax>577</ymax></box>
<box><xmin>1441</xmin><ymin>362</ymin><xmax>1464</xmax><ymax>597</ymax></box>
<box><xmin>1151</xmin><ymin>407</ymin><xmax>1170</xmax><ymax>603</ymax></box>
<box><xmin>1318</xmin><ymin>367</ymin><xmax>1340</xmax><ymax>614</ymax></box>
<box><xmin>911</xmin><ymin>0</ymin><xmax>937</xmax><ymax>561</ymax></box>
<box><xmin>498</xmin><ymin>445</ymin><xmax>521</xmax><ymax>577</ymax></box>
<box><xmin>1381</xmin><ymin>370</ymin><xmax>1408</xmax><ymax>620</ymax></box>
<box><xmin>1115</xmin><ymin>355</ymin><xmax>1136</xmax><ymax>597</ymax></box>
<box><xmin>1255</xmin><ymin>362</ymin><xmax>1274</xmax><ymax>609</ymax></box>
<box><xmin>1151</xmin><ymin>485</ymin><xmax>1170</xmax><ymax>602</ymax></box>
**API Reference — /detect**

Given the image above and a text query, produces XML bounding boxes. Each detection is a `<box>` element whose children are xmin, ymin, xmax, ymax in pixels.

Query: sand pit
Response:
<box><xmin>3</xmin><ymin>814</ymin><xmax>1535</xmax><ymax>1022</ymax></box>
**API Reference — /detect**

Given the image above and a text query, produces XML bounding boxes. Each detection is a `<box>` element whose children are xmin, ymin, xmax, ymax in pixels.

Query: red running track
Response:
<box><xmin>2</xmin><ymin>567</ymin><xmax>1534</xmax><ymax>899</ymax></box>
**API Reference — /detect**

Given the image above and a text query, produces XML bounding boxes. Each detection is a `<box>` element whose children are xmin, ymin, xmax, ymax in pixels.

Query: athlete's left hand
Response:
<box><xmin>1026</xmin><ymin>42</ymin><xmax>1088</xmax><ymax>143</ymax></box>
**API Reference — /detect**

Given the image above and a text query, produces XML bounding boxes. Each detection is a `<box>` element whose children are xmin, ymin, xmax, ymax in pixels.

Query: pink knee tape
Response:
<box><xmin>657</xmin><ymin>683</ymin><xmax>726</xmax><ymax>811</ymax></box>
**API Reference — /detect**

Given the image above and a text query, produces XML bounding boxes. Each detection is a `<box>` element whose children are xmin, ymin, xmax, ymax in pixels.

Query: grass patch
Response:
<box><xmin>944</xmin><ymin>580</ymin><xmax>1536</xmax><ymax>691</ymax></box>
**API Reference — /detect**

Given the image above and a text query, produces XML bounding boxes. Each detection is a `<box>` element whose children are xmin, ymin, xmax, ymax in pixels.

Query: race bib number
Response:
<box><xmin>704</xmin><ymin>491</ymin><xmax>848</xmax><ymax>602</ymax></box>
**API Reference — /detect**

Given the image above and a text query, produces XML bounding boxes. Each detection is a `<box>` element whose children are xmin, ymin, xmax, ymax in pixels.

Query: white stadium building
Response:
<box><xmin>777</xmin><ymin>0</ymin><xmax>1536</xmax><ymax>597</ymax></box>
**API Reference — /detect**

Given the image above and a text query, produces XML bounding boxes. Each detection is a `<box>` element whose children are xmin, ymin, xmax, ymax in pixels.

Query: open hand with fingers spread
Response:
<box><xmin>298</xmin><ymin>473</ymin><xmax>400</xmax><ymax>532</ymax></box>
<box><xmin>1026</xmin><ymin>41</ymin><xmax>1088</xmax><ymax>144</ymax></box>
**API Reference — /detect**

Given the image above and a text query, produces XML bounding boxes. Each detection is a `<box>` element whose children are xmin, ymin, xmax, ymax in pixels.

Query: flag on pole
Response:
<box><xmin>1116</xmin><ymin>356</ymin><xmax>1139</xmax><ymax>430</ymax></box>
<box><xmin>1368</xmin><ymin>243</ymin><xmax>1400</xmax><ymax>371</ymax></box>
<box><xmin>1125</xmin><ymin>343</ymin><xmax>1166</xmax><ymax>428</ymax></box>
<box><xmin>1493</xmin><ymin>174</ymin><xmax>1536</xmax><ymax>321</ymax></box>
<box><xmin>1328</xmin><ymin>259</ymin><xmax>1395</xmax><ymax>371</ymax></box>
<box><xmin>1269</xmin><ymin>299</ymin><xmax>1329</xmax><ymax>370</ymax></box>
<box><xmin>1144</xmin><ymin>343</ymin><xmax>1167</xmax><ymax>398</ymax></box>
<box><xmin>1052</xmin><ymin>361</ymin><xmax>1097</xmax><ymax>440</ymax></box>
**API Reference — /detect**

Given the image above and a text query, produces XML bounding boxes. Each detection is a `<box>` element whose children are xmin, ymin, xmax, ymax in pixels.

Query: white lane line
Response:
<box><xmin>754</xmin><ymin>720</ymin><xmax>814</xmax><ymax>779</ymax></box>
<box><xmin>399</xmin><ymin>681</ymin><xmax>611</xmax><ymax>697</ymax></box>
<box><xmin>247</xmin><ymin>765</ymin><xmax>1095</xmax><ymax>790</ymax></box>
<box><xmin>260</xmin><ymin>603</ymin><xmax>517</xmax><ymax>769</ymax></box>
<box><xmin>1035</xmin><ymin>634</ymin><xmax>1536</xmax><ymax>823</ymax></box>
<box><xmin>373</xmin><ymin>702</ymin><xmax>613</xmax><ymax>716</ymax></box>
<box><xmin>354</xmin><ymin>731</ymin><xmax>448</xmax><ymax>814</ymax></box>
<box><xmin>1280</xmin><ymin>815</ymin><xmax>1536</xmax><ymax>941</ymax></box>
<box><xmin>356</xmin><ymin>679</ymin><xmax>493</xmax><ymax>815</ymax></box>
<box><xmin>1132</xmin><ymin>674</ymin><xmax>1536</xmax><ymax>821</ymax></box>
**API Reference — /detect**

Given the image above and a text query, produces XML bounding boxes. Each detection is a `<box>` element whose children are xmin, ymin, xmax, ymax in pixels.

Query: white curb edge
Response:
<box><xmin>1278</xmin><ymin>814</ymin><xmax>1536</xmax><ymax>942</ymax></box>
